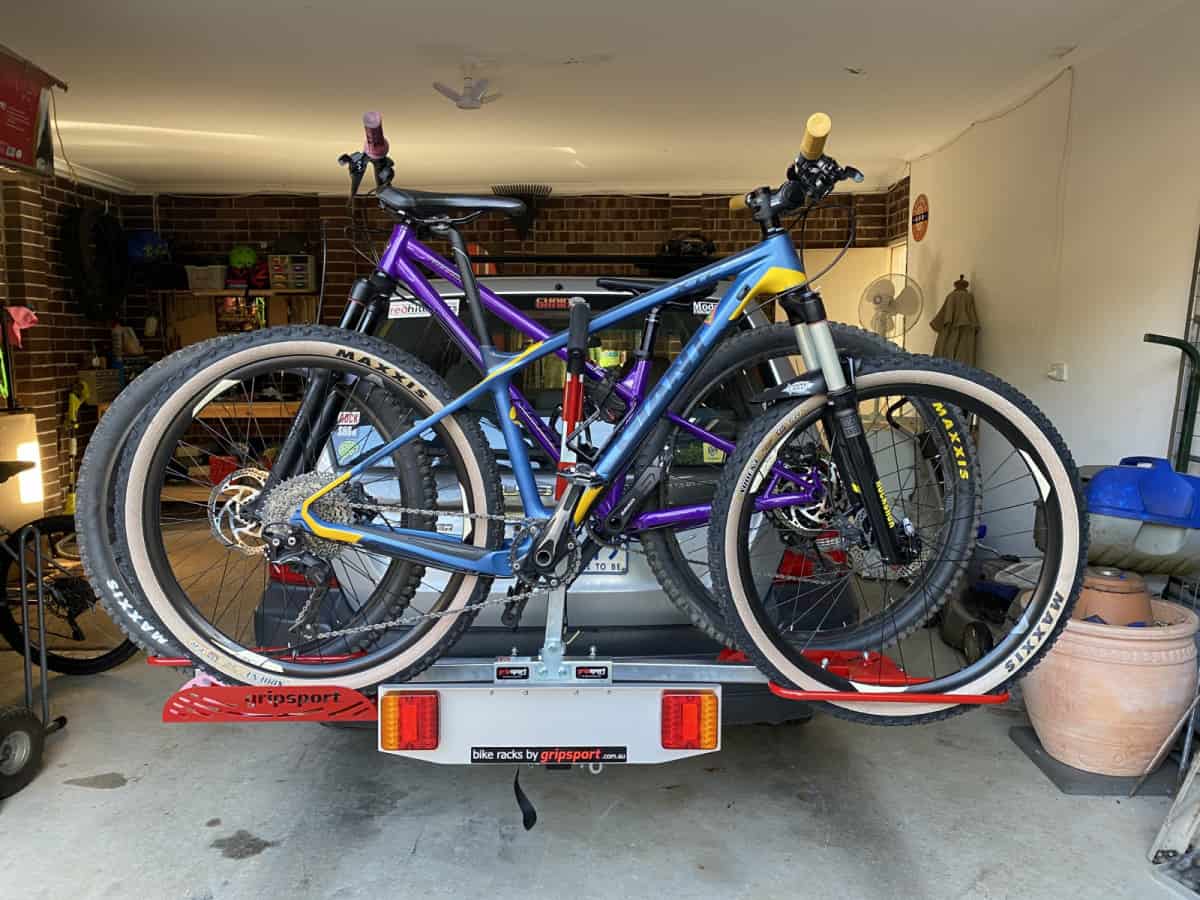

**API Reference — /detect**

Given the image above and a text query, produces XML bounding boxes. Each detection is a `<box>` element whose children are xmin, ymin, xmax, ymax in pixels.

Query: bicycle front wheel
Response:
<box><xmin>636</xmin><ymin>321</ymin><xmax>899</xmax><ymax>646</ymax></box>
<box><xmin>710</xmin><ymin>356</ymin><xmax>1086</xmax><ymax>723</ymax></box>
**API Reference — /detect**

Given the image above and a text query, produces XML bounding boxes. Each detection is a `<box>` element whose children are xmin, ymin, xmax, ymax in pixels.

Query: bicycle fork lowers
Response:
<box><xmin>781</xmin><ymin>285</ymin><xmax>917</xmax><ymax>565</ymax></box>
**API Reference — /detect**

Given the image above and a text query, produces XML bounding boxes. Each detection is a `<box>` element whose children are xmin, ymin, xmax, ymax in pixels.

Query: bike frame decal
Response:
<box><xmin>296</xmin><ymin>230</ymin><xmax>809</xmax><ymax>576</ymax></box>
<box><xmin>728</xmin><ymin>267</ymin><xmax>807</xmax><ymax>320</ymax></box>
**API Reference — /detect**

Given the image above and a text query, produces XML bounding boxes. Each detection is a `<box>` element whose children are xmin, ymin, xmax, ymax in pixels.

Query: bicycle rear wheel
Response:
<box><xmin>710</xmin><ymin>356</ymin><xmax>1086</xmax><ymax>723</ymax></box>
<box><xmin>111</xmin><ymin>326</ymin><xmax>503</xmax><ymax>689</ymax></box>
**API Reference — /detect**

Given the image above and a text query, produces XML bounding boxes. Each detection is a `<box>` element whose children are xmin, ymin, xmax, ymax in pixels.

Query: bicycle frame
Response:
<box><xmin>296</xmin><ymin>228</ymin><xmax>818</xmax><ymax>577</ymax></box>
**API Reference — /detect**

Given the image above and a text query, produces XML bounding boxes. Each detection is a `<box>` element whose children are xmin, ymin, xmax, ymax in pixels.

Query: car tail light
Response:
<box><xmin>380</xmin><ymin>692</ymin><xmax>439</xmax><ymax>750</ymax></box>
<box><xmin>774</xmin><ymin>548</ymin><xmax>816</xmax><ymax>582</ymax></box>
<box><xmin>661</xmin><ymin>691</ymin><xmax>718</xmax><ymax>750</ymax></box>
<box><xmin>268</xmin><ymin>563</ymin><xmax>339</xmax><ymax>589</ymax></box>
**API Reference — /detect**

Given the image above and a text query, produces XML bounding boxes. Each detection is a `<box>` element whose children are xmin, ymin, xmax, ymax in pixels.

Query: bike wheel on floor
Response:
<box><xmin>0</xmin><ymin>515</ymin><xmax>138</xmax><ymax>675</ymax></box>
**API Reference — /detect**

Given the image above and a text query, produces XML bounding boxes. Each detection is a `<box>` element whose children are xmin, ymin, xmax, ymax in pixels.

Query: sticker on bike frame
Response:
<box><xmin>692</xmin><ymin>300</ymin><xmax>718</xmax><ymax>317</ymax></box>
<box><xmin>470</xmin><ymin>746</ymin><xmax>628</xmax><ymax>765</ymax></box>
<box><xmin>388</xmin><ymin>297</ymin><xmax>461</xmax><ymax>319</ymax></box>
<box><xmin>337</xmin><ymin>411</ymin><xmax>361</xmax><ymax>426</ymax></box>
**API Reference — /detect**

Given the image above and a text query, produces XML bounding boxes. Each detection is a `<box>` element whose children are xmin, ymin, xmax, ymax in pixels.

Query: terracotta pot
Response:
<box><xmin>1023</xmin><ymin>599</ymin><xmax>1199</xmax><ymax>776</ymax></box>
<box><xmin>1072</xmin><ymin>567</ymin><xmax>1155</xmax><ymax>626</ymax></box>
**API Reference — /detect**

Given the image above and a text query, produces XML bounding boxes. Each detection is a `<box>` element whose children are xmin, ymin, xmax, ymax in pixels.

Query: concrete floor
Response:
<box><xmin>0</xmin><ymin>652</ymin><xmax>1173</xmax><ymax>900</ymax></box>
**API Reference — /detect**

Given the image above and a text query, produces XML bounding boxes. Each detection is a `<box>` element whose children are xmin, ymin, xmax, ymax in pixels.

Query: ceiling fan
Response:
<box><xmin>432</xmin><ymin>74</ymin><xmax>501</xmax><ymax>110</ymax></box>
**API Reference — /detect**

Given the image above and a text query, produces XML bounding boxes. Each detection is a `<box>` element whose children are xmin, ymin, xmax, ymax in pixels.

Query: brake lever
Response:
<box><xmin>338</xmin><ymin>151</ymin><xmax>369</xmax><ymax>201</ymax></box>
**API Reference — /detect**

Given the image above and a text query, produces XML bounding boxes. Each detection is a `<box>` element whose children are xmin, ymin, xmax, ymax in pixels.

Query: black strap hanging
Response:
<box><xmin>513</xmin><ymin>768</ymin><xmax>537</xmax><ymax>831</ymax></box>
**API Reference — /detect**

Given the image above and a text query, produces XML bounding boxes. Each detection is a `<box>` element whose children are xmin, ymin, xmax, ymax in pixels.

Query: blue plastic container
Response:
<box><xmin>1086</xmin><ymin>456</ymin><xmax>1200</xmax><ymax>574</ymax></box>
<box><xmin>1088</xmin><ymin>456</ymin><xmax>1200</xmax><ymax>528</ymax></box>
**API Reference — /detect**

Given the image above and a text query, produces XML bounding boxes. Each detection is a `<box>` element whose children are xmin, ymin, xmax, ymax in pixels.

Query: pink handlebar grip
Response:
<box><xmin>362</xmin><ymin>111</ymin><xmax>389</xmax><ymax>159</ymax></box>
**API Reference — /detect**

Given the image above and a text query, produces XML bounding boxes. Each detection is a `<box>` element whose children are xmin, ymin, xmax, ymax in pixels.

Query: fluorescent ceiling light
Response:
<box><xmin>56</xmin><ymin>121</ymin><xmax>267</xmax><ymax>141</ymax></box>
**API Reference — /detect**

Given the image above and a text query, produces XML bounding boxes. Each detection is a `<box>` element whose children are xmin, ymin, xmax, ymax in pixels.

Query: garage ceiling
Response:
<box><xmin>6</xmin><ymin>0</ymin><xmax>1178</xmax><ymax>195</ymax></box>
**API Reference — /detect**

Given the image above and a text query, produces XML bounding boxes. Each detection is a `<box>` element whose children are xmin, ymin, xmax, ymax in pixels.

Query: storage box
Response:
<box><xmin>268</xmin><ymin>254</ymin><xmax>315</xmax><ymax>291</ymax></box>
<box><xmin>184</xmin><ymin>265</ymin><xmax>227</xmax><ymax>291</ymax></box>
<box><xmin>1086</xmin><ymin>456</ymin><xmax>1200</xmax><ymax>576</ymax></box>
<box><xmin>209</xmin><ymin>455</ymin><xmax>238</xmax><ymax>485</ymax></box>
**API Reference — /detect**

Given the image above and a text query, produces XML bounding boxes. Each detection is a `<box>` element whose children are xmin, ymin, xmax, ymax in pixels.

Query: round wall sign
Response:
<box><xmin>911</xmin><ymin>194</ymin><xmax>929</xmax><ymax>242</ymax></box>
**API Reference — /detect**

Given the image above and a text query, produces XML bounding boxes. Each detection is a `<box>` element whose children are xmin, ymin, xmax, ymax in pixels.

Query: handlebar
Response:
<box><xmin>728</xmin><ymin>112</ymin><xmax>864</xmax><ymax>224</ymax></box>
<box><xmin>339</xmin><ymin>112</ymin><xmax>395</xmax><ymax>200</ymax></box>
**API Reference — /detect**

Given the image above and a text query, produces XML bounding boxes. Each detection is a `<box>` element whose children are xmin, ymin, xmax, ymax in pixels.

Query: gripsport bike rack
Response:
<box><xmin>145</xmin><ymin>553</ymin><xmax>1007</xmax><ymax>723</ymax></box>
<box><xmin>145</xmin><ymin>646</ymin><xmax>1008</xmax><ymax>724</ymax></box>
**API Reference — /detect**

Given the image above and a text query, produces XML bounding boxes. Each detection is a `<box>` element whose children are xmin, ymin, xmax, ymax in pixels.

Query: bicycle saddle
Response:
<box><xmin>595</xmin><ymin>277</ymin><xmax>664</xmax><ymax>294</ymax></box>
<box><xmin>377</xmin><ymin>186</ymin><xmax>526</xmax><ymax>220</ymax></box>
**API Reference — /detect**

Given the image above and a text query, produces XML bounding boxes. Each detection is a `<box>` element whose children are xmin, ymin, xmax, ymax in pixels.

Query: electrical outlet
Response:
<box><xmin>1047</xmin><ymin>362</ymin><xmax>1068</xmax><ymax>382</ymax></box>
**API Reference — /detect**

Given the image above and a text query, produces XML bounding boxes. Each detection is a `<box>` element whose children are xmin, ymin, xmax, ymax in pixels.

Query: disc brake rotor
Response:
<box><xmin>208</xmin><ymin>468</ymin><xmax>270</xmax><ymax>555</ymax></box>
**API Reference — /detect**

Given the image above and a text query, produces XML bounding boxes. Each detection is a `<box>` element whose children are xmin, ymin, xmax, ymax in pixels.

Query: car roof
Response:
<box><xmin>422</xmin><ymin>276</ymin><xmax>658</xmax><ymax>297</ymax></box>
<box><xmin>418</xmin><ymin>275</ymin><xmax>732</xmax><ymax>300</ymax></box>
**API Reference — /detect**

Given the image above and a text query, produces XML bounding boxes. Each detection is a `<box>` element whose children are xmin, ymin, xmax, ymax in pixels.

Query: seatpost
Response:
<box><xmin>555</xmin><ymin>298</ymin><xmax>590</xmax><ymax>499</ymax></box>
<box><xmin>442</xmin><ymin>226</ymin><xmax>494</xmax><ymax>351</ymax></box>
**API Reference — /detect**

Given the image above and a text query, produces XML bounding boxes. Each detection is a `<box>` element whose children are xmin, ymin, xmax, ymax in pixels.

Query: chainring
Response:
<box><xmin>509</xmin><ymin>521</ymin><xmax>582</xmax><ymax>590</ymax></box>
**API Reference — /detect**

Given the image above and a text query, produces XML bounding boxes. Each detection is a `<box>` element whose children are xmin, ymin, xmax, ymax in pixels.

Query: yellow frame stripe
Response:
<box><xmin>728</xmin><ymin>267</ymin><xmax>807</xmax><ymax>320</ymax></box>
<box><xmin>299</xmin><ymin>470</ymin><xmax>362</xmax><ymax>543</ymax></box>
<box><xmin>481</xmin><ymin>341</ymin><xmax>543</xmax><ymax>385</ymax></box>
<box><xmin>573</xmin><ymin>486</ymin><xmax>603</xmax><ymax>525</ymax></box>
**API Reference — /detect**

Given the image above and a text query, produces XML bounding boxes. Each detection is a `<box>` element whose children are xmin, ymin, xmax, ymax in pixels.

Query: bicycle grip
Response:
<box><xmin>729</xmin><ymin>194</ymin><xmax>748</xmax><ymax>211</ymax></box>
<box><xmin>362</xmin><ymin>111</ymin><xmax>389</xmax><ymax>160</ymax></box>
<box><xmin>798</xmin><ymin>112</ymin><xmax>832</xmax><ymax>161</ymax></box>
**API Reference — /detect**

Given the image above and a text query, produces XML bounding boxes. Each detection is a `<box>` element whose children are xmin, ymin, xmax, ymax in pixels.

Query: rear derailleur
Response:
<box><xmin>263</xmin><ymin>524</ymin><xmax>334</xmax><ymax>638</ymax></box>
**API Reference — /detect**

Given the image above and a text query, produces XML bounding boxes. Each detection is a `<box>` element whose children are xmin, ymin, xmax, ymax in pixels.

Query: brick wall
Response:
<box><xmin>0</xmin><ymin>183</ymin><xmax>7</xmax><ymax>308</ymax></box>
<box><xmin>158</xmin><ymin>188</ymin><xmax>903</xmax><ymax>315</ymax></box>
<box><xmin>0</xmin><ymin>178</ymin><xmax>910</xmax><ymax>509</ymax></box>
<box><xmin>886</xmin><ymin>177</ymin><xmax>911</xmax><ymax>244</ymax></box>
<box><xmin>0</xmin><ymin>174</ymin><xmax>156</xmax><ymax>510</ymax></box>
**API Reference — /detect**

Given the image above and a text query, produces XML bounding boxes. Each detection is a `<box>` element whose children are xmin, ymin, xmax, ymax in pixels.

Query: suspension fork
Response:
<box><xmin>781</xmin><ymin>286</ymin><xmax>911</xmax><ymax>564</ymax></box>
<box><xmin>266</xmin><ymin>272</ymin><xmax>395</xmax><ymax>487</ymax></box>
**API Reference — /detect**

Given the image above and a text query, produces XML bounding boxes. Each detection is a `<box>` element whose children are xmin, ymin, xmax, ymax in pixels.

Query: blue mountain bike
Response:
<box><xmin>97</xmin><ymin>113</ymin><xmax>1085</xmax><ymax>722</ymax></box>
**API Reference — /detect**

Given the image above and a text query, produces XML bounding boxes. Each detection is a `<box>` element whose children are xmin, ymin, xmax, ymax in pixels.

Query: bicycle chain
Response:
<box><xmin>282</xmin><ymin>471</ymin><xmax>842</xmax><ymax>641</ymax></box>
